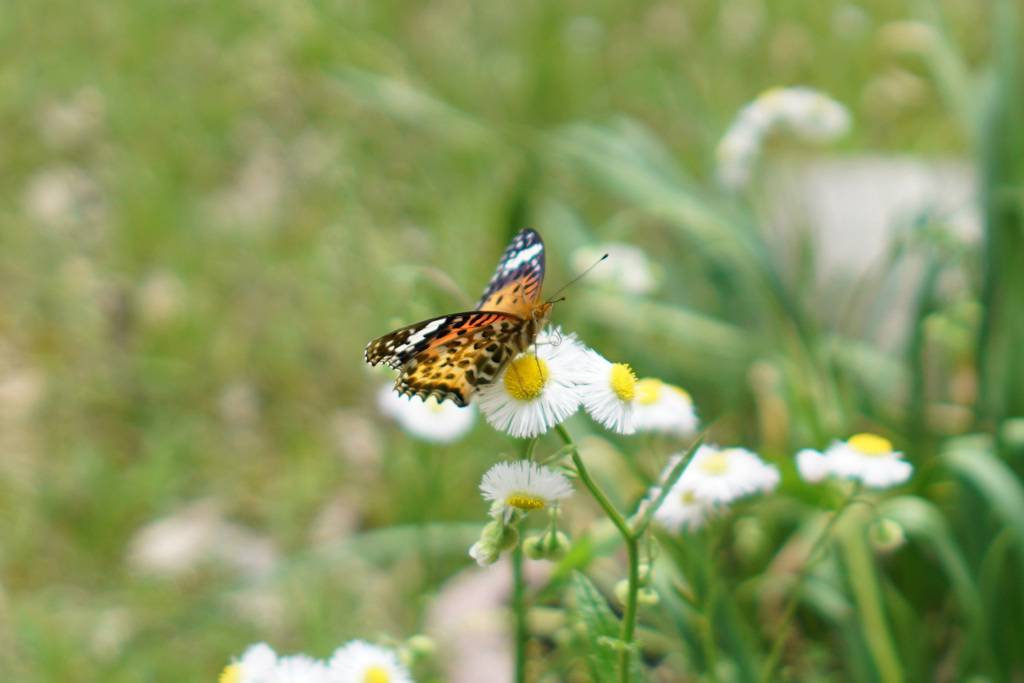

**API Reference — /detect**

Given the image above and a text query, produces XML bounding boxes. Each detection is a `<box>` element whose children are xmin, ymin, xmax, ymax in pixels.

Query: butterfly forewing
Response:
<box><xmin>475</xmin><ymin>229</ymin><xmax>546</xmax><ymax>314</ymax></box>
<box><xmin>366</xmin><ymin>312</ymin><xmax>526</xmax><ymax>407</ymax></box>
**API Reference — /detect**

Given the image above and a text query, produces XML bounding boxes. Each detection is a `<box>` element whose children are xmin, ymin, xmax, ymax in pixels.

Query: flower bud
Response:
<box><xmin>498</xmin><ymin>524</ymin><xmax>520</xmax><ymax>553</ymax></box>
<box><xmin>637</xmin><ymin>562</ymin><xmax>652</xmax><ymax>587</ymax></box>
<box><xmin>469</xmin><ymin>539</ymin><xmax>500</xmax><ymax>566</ymax></box>
<box><xmin>869</xmin><ymin>518</ymin><xmax>906</xmax><ymax>553</ymax></box>
<box><xmin>405</xmin><ymin>635</ymin><xmax>436</xmax><ymax>661</ymax></box>
<box><xmin>637</xmin><ymin>587</ymin><xmax>660</xmax><ymax>606</ymax></box>
<box><xmin>522</xmin><ymin>536</ymin><xmax>545</xmax><ymax>560</ymax></box>
<box><xmin>614</xmin><ymin>580</ymin><xmax>630</xmax><ymax>607</ymax></box>
<box><xmin>541</xmin><ymin>531</ymin><xmax>571</xmax><ymax>561</ymax></box>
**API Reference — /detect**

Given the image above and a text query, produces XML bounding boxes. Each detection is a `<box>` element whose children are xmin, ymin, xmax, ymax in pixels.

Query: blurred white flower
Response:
<box><xmin>272</xmin><ymin>655</ymin><xmax>328</xmax><ymax>683</ymax></box>
<box><xmin>576</xmin><ymin>351</ymin><xmax>640</xmax><ymax>434</ymax></box>
<box><xmin>126</xmin><ymin>500</ymin><xmax>277</xmax><ymax>579</ymax></box>
<box><xmin>479</xmin><ymin>460</ymin><xmax>574</xmax><ymax>522</ymax></box>
<box><xmin>207</xmin><ymin>146</ymin><xmax>287</xmax><ymax>234</ymax></box>
<box><xmin>716</xmin><ymin>86</ymin><xmax>851</xmax><ymax>190</ymax></box>
<box><xmin>38</xmin><ymin>88</ymin><xmax>106</xmax><ymax>150</ymax></box>
<box><xmin>679</xmin><ymin>445</ymin><xmax>779</xmax><ymax>504</ymax></box>
<box><xmin>476</xmin><ymin>327</ymin><xmax>586</xmax><ymax>438</ymax></box>
<box><xmin>378</xmin><ymin>385</ymin><xmax>476</xmax><ymax>444</ymax></box>
<box><xmin>221</xmin><ymin>643</ymin><xmax>279</xmax><ymax>683</ymax></box>
<box><xmin>632</xmin><ymin>378</ymin><xmax>699</xmax><ymax>436</ymax></box>
<box><xmin>796</xmin><ymin>433</ymin><xmax>912</xmax><ymax>488</ymax></box>
<box><xmin>572</xmin><ymin>242</ymin><xmax>658</xmax><ymax>295</ymax></box>
<box><xmin>221</xmin><ymin>645</ymin><xmax>335</xmax><ymax>683</ymax></box>
<box><xmin>135</xmin><ymin>269</ymin><xmax>187</xmax><ymax>327</ymax></box>
<box><xmin>795</xmin><ymin>448</ymin><xmax>831</xmax><ymax>483</ymax></box>
<box><xmin>329</xmin><ymin>640</ymin><xmax>413</xmax><ymax>683</ymax></box>
<box><xmin>647</xmin><ymin>486</ymin><xmax>715</xmax><ymax>533</ymax></box>
<box><xmin>24</xmin><ymin>164</ymin><xmax>108</xmax><ymax>235</ymax></box>
<box><xmin>646</xmin><ymin>445</ymin><xmax>777</xmax><ymax>534</ymax></box>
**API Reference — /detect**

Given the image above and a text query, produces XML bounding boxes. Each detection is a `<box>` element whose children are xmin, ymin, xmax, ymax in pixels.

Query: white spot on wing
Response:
<box><xmin>500</xmin><ymin>243</ymin><xmax>542</xmax><ymax>274</ymax></box>
<box><xmin>396</xmin><ymin>317</ymin><xmax>447</xmax><ymax>353</ymax></box>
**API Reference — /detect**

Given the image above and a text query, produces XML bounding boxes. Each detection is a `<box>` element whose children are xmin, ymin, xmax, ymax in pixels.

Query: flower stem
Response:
<box><xmin>759</xmin><ymin>490</ymin><xmax>862</xmax><ymax>683</ymax></box>
<box><xmin>555</xmin><ymin>423</ymin><xmax>638</xmax><ymax>683</ymax></box>
<box><xmin>512</xmin><ymin>545</ymin><xmax>527</xmax><ymax>683</ymax></box>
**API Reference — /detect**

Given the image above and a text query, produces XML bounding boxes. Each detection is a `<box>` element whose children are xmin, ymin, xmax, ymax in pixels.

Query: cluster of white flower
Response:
<box><xmin>476</xmin><ymin>327</ymin><xmax>699</xmax><ymax>439</ymax></box>
<box><xmin>716</xmin><ymin>86</ymin><xmax>851</xmax><ymax>189</ymax></box>
<box><xmin>796</xmin><ymin>433</ymin><xmax>912</xmax><ymax>488</ymax></box>
<box><xmin>648</xmin><ymin>433</ymin><xmax>915</xmax><ymax>534</ymax></box>
<box><xmin>648</xmin><ymin>445</ymin><xmax>780</xmax><ymax>533</ymax></box>
<box><xmin>220</xmin><ymin>641</ymin><xmax>413</xmax><ymax>683</ymax></box>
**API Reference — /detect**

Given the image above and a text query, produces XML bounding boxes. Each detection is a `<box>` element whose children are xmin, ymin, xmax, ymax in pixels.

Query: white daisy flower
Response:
<box><xmin>571</xmin><ymin>242</ymin><xmax>658</xmax><ymax>295</ymax></box>
<box><xmin>632</xmin><ymin>378</ymin><xmax>699</xmax><ymax>436</ymax></box>
<box><xmin>479</xmin><ymin>460</ymin><xmax>574</xmax><ymax>522</ymax></box>
<box><xmin>271</xmin><ymin>654</ymin><xmax>328</xmax><ymax>683</ymax></box>
<box><xmin>377</xmin><ymin>385</ymin><xmax>476</xmax><ymax>444</ymax></box>
<box><xmin>676</xmin><ymin>445</ymin><xmax>779</xmax><ymax>504</ymax></box>
<box><xmin>647</xmin><ymin>485</ymin><xmax>716</xmax><ymax>533</ymax></box>
<box><xmin>796</xmin><ymin>433</ymin><xmax>912</xmax><ymax>489</ymax></box>
<box><xmin>576</xmin><ymin>350</ymin><xmax>640</xmax><ymax>434</ymax></box>
<box><xmin>476</xmin><ymin>327</ymin><xmax>586</xmax><ymax>438</ymax></box>
<box><xmin>328</xmin><ymin>640</ymin><xmax>413</xmax><ymax>683</ymax></box>
<box><xmin>221</xmin><ymin>643</ymin><xmax>278</xmax><ymax>683</ymax></box>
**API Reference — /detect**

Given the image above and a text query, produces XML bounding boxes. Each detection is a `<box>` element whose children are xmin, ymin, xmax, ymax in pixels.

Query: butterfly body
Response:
<box><xmin>366</xmin><ymin>229</ymin><xmax>551</xmax><ymax>407</ymax></box>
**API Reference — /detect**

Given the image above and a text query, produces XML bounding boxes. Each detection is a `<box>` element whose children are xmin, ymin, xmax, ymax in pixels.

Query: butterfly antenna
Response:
<box><xmin>545</xmin><ymin>253</ymin><xmax>608</xmax><ymax>303</ymax></box>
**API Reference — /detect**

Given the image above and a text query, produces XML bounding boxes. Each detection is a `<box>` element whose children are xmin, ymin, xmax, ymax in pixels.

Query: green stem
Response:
<box><xmin>555</xmin><ymin>424</ymin><xmax>638</xmax><ymax>683</ymax></box>
<box><xmin>511</xmin><ymin>437</ymin><xmax>538</xmax><ymax>683</ymax></box>
<box><xmin>759</xmin><ymin>489</ymin><xmax>862</xmax><ymax>683</ymax></box>
<box><xmin>512</xmin><ymin>545</ymin><xmax>527</xmax><ymax>683</ymax></box>
<box><xmin>631</xmin><ymin>436</ymin><xmax>704</xmax><ymax>537</ymax></box>
<box><xmin>697</xmin><ymin>528</ymin><xmax>723</xmax><ymax>683</ymax></box>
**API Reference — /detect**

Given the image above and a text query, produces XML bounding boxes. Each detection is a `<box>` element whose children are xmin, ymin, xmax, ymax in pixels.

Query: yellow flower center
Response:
<box><xmin>636</xmin><ymin>379</ymin><xmax>692</xmax><ymax>406</ymax></box>
<box><xmin>504</xmin><ymin>356</ymin><xmax>549</xmax><ymax>401</ymax></box>
<box><xmin>847</xmin><ymin>433</ymin><xmax>893</xmax><ymax>457</ymax></box>
<box><xmin>219</xmin><ymin>664</ymin><xmax>242</xmax><ymax>683</ymax></box>
<box><xmin>610</xmin><ymin>363</ymin><xmax>638</xmax><ymax>402</ymax></box>
<box><xmin>636</xmin><ymin>378</ymin><xmax>662</xmax><ymax>405</ymax></box>
<box><xmin>505</xmin><ymin>494</ymin><xmax>547</xmax><ymax>511</ymax></box>
<box><xmin>699</xmin><ymin>451</ymin><xmax>732</xmax><ymax>476</ymax></box>
<box><xmin>364</xmin><ymin>665</ymin><xmax>391</xmax><ymax>683</ymax></box>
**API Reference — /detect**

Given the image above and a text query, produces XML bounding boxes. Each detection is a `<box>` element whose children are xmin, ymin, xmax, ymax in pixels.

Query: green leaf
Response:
<box><xmin>570</xmin><ymin>571</ymin><xmax>643</xmax><ymax>683</ymax></box>
<box><xmin>879</xmin><ymin>495</ymin><xmax>995</xmax><ymax>678</ymax></box>
<box><xmin>943</xmin><ymin>437</ymin><xmax>1024</xmax><ymax>552</ymax></box>
<box><xmin>837</xmin><ymin>509</ymin><xmax>905</xmax><ymax>683</ymax></box>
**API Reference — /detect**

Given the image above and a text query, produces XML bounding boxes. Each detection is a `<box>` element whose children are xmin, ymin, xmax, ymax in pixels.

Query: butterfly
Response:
<box><xmin>365</xmin><ymin>229</ymin><xmax>554</xmax><ymax>407</ymax></box>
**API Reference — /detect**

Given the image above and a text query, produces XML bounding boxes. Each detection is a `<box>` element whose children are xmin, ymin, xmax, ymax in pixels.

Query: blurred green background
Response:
<box><xmin>2</xmin><ymin>0</ymin><xmax>1021</xmax><ymax>680</ymax></box>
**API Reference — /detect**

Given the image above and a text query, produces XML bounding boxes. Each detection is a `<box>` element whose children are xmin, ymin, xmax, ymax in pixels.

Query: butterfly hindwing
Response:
<box><xmin>475</xmin><ymin>229</ymin><xmax>546</xmax><ymax>314</ymax></box>
<box><xmin>365</xmin><ymin>311</ymin><xmax>525</xmax><ymax>407</ymax></box>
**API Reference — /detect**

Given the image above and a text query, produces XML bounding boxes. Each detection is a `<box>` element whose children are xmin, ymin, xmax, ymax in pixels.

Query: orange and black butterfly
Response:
<box><xmin>365</xmin><ymin>229</ymin><xmax>552</xmax><ymax>407</ymax></box>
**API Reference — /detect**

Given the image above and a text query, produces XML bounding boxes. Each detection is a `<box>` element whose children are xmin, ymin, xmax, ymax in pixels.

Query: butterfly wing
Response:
<box><xmin>475</xmin><ymin>229</ymin><xmax>546</xmax><ymax>314</ymax></box>
<box><xmin>365</xmin><ymin>311</ymin><xmax>525</xmax><ymax>407</ymax></box>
